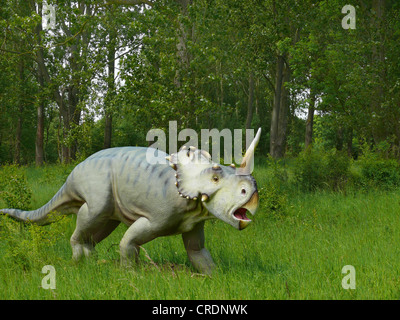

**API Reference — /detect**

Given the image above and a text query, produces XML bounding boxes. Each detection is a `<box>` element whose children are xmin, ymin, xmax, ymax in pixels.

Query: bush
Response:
<box><xmin>258</xmin><ymin>184</ymin><xmax>288</xmax><ymax>218</ymax></box>
<box><xmin>257</xmin><ymin>157</ymin><xmax>289</xmax><ymax>218</ymax></box>
<box><xmin>294</xmin><ymin>148</ymin><xmax>351</xmax><ymax>192</ymax></box>
<box><xmin>358</xmin><ymin>155</ymin><xmax>400</xmax><ymax>189</ymax></box>
<box><xmin>0</xmin><ymin>213</ymin><xmax>70</xmax><ymax>271</ymax></box>
<box><xmin>0</xmin><ymin>165</ymin><xmax>32</xmax><ymax>210</ymax></box>
<box><xmin>324</xmin><ymin>149</ymin><xmax>351</xmax><ymax>190</ymax></box>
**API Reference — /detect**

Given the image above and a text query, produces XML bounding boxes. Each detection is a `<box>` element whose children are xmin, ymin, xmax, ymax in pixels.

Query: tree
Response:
<box><xmin>1</xmin><ymin>0</ymin><xmax>399</xmax><ymax>165</ymax></box>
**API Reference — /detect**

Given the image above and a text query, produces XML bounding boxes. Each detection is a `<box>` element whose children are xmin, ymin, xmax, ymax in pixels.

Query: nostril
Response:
<box><xmin>241</xmin><ymin>188</ymin><xmax>246</xmax><ymax>195</ymax></box>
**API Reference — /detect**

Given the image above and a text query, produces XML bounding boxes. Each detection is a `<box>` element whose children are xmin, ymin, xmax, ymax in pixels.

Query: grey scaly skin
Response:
<box><xmin>0</xmin><ymin>129</ymin><xmax>261</xmax><ymax>275</ymax></box>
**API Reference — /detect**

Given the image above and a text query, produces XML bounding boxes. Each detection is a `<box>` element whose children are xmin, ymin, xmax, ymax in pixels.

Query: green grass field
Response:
<box><xmin>1</xmin><ymin>163</ymin><xmax>400</xmax><ymax>299</ymax></box>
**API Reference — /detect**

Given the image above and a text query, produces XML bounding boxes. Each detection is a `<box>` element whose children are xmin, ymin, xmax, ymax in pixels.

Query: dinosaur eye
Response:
<box><xmin>241</xmin><ymin>188</ymin><xmax>246</xmax><ymax>195</ymax></box>
<box><xmin>212</xmin><ymin>175</ymin><xmax>219</xmax><ymax>182</ymax></box>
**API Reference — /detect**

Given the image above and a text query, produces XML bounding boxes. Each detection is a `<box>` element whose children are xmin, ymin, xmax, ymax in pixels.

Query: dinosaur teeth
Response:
<box><xmin>212</xmin><ymin>164</ymin><xmax>221</xmax><ymax>170</ymax></box>
<box><xmin>201</xmin><ymin>194</ymin><xmax>209</xmax><ymax>202</ymax></box>
<box><xmin>193</xmin><ymin>197</ymin><xmax>197</xmax><ymax>201</ymax></box>
<box><xmin>165</xmin><ymin>156</ymin><xmax>171</xmax><ymax>162</ymax></box>
<box><xmin>170</xmin><ymin>163</ymin><xmax>177</xmax><ymax>170</ymax></box>
<box><xmin>230</xmin><ymin>163</ymin><xmax>235</xmax><ymax>168</ymax></box>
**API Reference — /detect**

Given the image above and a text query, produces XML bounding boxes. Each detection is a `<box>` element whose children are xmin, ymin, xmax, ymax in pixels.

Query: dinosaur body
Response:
<box><xmin>1</xmin><ymin>129</ymin><xmax>261</xmax><ymax>275</ymax></box>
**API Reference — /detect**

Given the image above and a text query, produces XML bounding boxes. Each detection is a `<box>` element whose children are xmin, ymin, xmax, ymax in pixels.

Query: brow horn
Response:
<box><xmin>237</xmin><ymin>127</ymin><xmax>261</xmax><ymax>175</ymax></box>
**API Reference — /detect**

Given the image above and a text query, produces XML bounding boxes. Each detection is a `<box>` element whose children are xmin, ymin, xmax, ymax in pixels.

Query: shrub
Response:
<box><xmin>0</xmin><ymin>213</ymin><xmax>70</xmax><ymax>270</ymax></box>
<box><xmin>324</xmin><ymin>149</ymin><xmax>351</xmax><ymax>191</ymax></box>
<box><xmin>358</xmin><ymin>155</ymin><xmax>400</xmax><ymax>189</ymax></box>
<box><xmin>294</xmin><ymin>148</ymin><xmax>351</xmax><ymax>192</ymax></box>
<box><xmin>257</xmin><ymin>157</ymin><xmax>289</xmax><ymax>218</ymax></box>
<box><xmin>0</xmin><ymin>165</ymin><xmax>32</xmax><ymax>210</ymax></box>
<box><xmin>258</xmin><ymin>184</ymin><xmax>288</xmax><ymax>218</ymax></box>
<box><xmin>294</xmin><ymin>148</ymin><xmax>325</xmax><ymax>192</ymax></box>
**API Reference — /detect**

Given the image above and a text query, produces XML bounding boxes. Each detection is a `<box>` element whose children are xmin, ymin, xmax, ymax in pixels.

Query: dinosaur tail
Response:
<box><xmin>0</xmin><ymin>183</ymin><xmax>78</xmax><ymax>225</ymax></box>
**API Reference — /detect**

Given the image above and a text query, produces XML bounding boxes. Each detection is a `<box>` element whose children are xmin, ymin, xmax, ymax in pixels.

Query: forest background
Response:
<box><xmin>0</xmin><ymin>0</ymin><xmax>399</xmax><ymax>167</ymax></box>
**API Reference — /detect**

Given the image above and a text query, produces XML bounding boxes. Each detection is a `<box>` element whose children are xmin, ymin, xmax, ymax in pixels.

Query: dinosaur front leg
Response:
<box><xmin>119</xmin><ymin>217</ymin><xmax>156</xmax><ymax>266</ymax></box>
<box><xmin>182</xmin><ymin>221</ymin><xmax>215</xmax><ymax>275</ymax></box>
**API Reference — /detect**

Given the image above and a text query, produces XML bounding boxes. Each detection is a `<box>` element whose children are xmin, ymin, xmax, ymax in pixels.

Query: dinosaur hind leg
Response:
<box><xmin>93</xmin><ymin>220</ymin><xmax>120</xmax><ymax>244</ymax></box>
<box><xmin>70</xmin><ymin>203</ymin><xmax>113</xmax><ymax>260</ymax></box>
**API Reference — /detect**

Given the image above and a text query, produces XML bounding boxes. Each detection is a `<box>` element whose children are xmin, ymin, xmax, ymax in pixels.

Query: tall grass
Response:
<box><xmin>1</xmin><ymin>162</ymin><xmax>400</xmax><ymax>299</ymax></box>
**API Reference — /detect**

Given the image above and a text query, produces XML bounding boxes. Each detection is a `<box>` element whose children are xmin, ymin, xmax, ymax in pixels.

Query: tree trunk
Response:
<box><xmin>69</xmin><ymin>84</ymin><xmax>81</xmax><ymax>161</ymax></box>
<box><xmin>305</xmin><ymin>90</ymin><xmax>316</xmax><ymax>150</ymax></box>
<box><xmin>15</xmin><ymin>58</ymin><xmax>25</xmax><ymax>164</ymax></box>
<box><xmin>245</xmin><ymin>72</ymin><xmax>255</xmax><ymax>129</ymax></box>
<box><xmin>174</xmin><ymin>0</ymin><xmax>193</xmax><ymax>90</ymax></box>
<box><xmin>275</xmin><ymin>62</ymin><xmax>290</xmax><ymax>158</ymax></box>
<box><xmin>395</xmin><ymin>123</ymin><xmax>400</xmax><ymax>160</ymax></box>
<box><xmin>270</xmin><ymin>55</ymin><xmax>284</xmax><ymax>158</ymax></box>
<box><xmin>59</xmin><ymin>90</ymin><xmax>70</xmax><ymax>164</ymax></box>
<box><xmin>15</xmin><ymin>106</ymin><xmax>23</xmax><ymax>165</ymax></box>
<box><xmin>370</xmin><ymin>0</ymin><xmax>386</xmax><ymax>144</ymax></box>
<box><xmin>104</xmin><ymin>114</ymin><xmax>112</xmax><ymax>150</ymax></box>
<box><xmin>336</xmin><ymin>126</ymin><xmax>344</xmax><ymax>151</ymax></box>
<box><xmin>35</xmin><ymin>101</ymin><xmax>45</xmax><ymax>166</ymax></box>
<box><xmin>270</xmin><ymin>55</ymin><xmax>290</xmax><ymax>158</ymax></box>
<box><xmin>104</xmin><ymin>29</ymin><xmax>116</xmax><ymax>149</ymax></box>
<box><xmin>347</xmin><ymin>128</ymin><xmax>353</xmax><ymax>157</ymax></box>
<box><xmin>35</xmin><ymin>51</ymin><xmax>46</xmax><ymax>167</ymax></box>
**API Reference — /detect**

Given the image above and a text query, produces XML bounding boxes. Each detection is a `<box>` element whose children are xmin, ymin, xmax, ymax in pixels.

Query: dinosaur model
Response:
<box><xmin>1</xmin><ymin>128</ymin><xmax>261</xmax><ymax>275</ymax></box>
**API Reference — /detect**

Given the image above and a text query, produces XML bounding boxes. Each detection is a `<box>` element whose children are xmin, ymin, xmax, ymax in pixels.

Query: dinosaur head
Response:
<box><xmin>166</xmin><ymin>128</ymin><xmax>261</xmax><ymax>230</ymax></box>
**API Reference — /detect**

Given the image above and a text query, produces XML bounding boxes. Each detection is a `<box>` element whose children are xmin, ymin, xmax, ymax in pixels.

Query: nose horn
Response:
<box><xmin>237</xmin><ymin>128</ymin><xmax>261</xmax><ymax>175</ymax></box>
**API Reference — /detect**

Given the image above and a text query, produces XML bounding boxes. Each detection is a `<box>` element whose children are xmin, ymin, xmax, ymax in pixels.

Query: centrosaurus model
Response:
<box><xmin>1</xmin><ymin>128</ymin><xmax>261</xmax><ymax>275</ymax></box>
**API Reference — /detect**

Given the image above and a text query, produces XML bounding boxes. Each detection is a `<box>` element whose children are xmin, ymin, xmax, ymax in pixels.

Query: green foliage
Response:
<box><xmin>0</xmin><ymin>165</ymin><xmax>32</xmax><ymax>210</ymax></box>
<box><xmin>294</xmin><ymin>148</ymin><xmax>351</xmax><ymax>192</ymax></box>
<box><xmin>361</xmin><ymin>158</ymin><xmax>400</xmax><ymax>189</ymax></box>
<box><xmin>324</xmin><ymin>149</ymin><xmax>351</xmax><ymax>191</ymax></box>
<box><xmin>285</xmin><ymin>116</ymin><xmax>306</xmax><ymax>157</ymax></box>
<box><xmin>0</xmin><ymin>213</ymin><xmax>70</xmax><ymax>271</ymax></box>
<box><xmin>357</xmin><ymin>144</ymin><xmax>400</xmax><ymax>189</ymax></box>
<box><xmin>258</xmin><ymin>184</ymin><xmax>288</xmax><ymax>219</ymax></box>
<box><xmin>257</xmin><ymin>157</ymin><xmax>289</xmax><ymax>218</ymax></box>
<box><xmin>36</xmin><ymin>165</ymin><xmax>69</xmax><ymax>186</ymax></box>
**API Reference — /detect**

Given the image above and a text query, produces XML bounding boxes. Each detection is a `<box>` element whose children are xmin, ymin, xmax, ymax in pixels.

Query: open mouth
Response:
<box><xmin>231</xmin><ymin>191</ymin><xmax>259</xmax><ymax>230</ymax></box>
<box><xmin>233</xmin><ymin>208</ymin><xmax>251</xmax><ymax>221</ymax></box>
<box><xmin>230</xmin><ymin>191</ymin><xmax>259</xmax><ymax>230</ymax></box>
